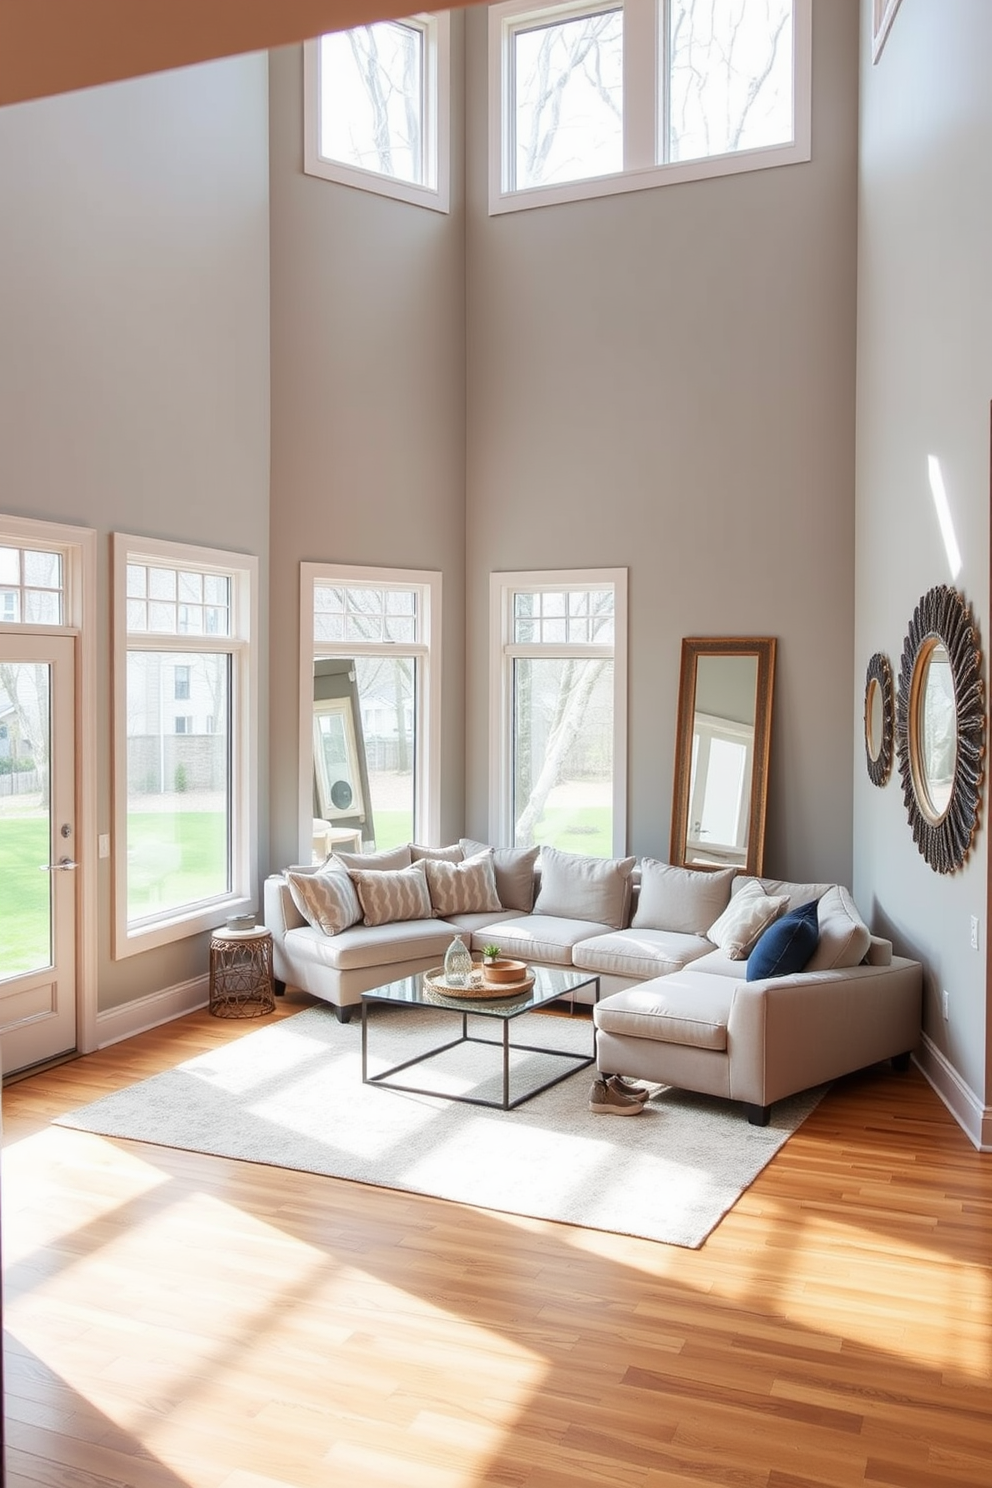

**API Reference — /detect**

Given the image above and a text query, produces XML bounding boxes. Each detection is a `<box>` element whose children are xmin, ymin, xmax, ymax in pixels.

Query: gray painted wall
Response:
<box><xmin>463</xmin><ymin>0</ymin><xmax>861</xmax><ymax>886</ymax></box>
<box><xmin>0</xmin><ymin>55</ymin><xmax>271</xmax><ymax>1012</ymax></box>
<box><xmin>854</xmin><ymin>0</ymin><xmax>992</xmax><ymax>1111</ymax></box>
<box><xmin>267</xmin><ymin>34</ymin><xmax>467</xmax><ymax>871</ymax></box>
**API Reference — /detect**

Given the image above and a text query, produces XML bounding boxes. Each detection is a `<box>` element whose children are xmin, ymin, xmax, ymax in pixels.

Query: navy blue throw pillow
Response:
<box><xmin>746</xmin><ymin>899</ymin><xmax>820</xmax><ymax>982</ymax></box>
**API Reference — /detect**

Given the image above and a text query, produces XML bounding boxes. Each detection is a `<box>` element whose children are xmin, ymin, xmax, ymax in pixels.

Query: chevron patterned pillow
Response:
<box><xmin>350</xmin><ymin>862</ymin><xmax>434</xmax><ymax>927</ymax></box>
<box><xmin>285</xmin><ymin>865</ymin><xmax>362</xmax><ymax>936</ymax></box>
<box><xmin>424</xmin><ymin>850</ymin><xmax>502</xmax><ymax>917</ymax></box>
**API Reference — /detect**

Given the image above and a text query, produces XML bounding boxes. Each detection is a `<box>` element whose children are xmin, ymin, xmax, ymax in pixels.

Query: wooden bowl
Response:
<box><xmin>482</xmin><ymin>957</ymin><xmax>528</xmax><ymax>986</ymax></box>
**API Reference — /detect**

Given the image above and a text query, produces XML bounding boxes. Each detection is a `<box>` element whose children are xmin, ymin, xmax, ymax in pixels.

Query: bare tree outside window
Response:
<box><xmin>669</xmin><ymin>0</ymin><xmax>794</xmax><ymax>162</ymax></box>
<box><xmin>514</xmin><ymin>8</ymin><xmax>623</xmax><ymax>189</ymax></box>
<box><xmin>320</xmin><ymin>20</ymin><xmax>424</xmax><ymax>185</ymax></box>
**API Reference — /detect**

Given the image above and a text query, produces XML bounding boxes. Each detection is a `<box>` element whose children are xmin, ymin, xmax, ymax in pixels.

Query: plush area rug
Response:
<box><xmin>55</xmin><ymin>1004</ymin><xmax>825</xmax><ymax>1249</ymax></box>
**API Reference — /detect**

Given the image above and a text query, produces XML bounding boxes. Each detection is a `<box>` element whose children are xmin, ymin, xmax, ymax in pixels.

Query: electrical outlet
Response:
<box><xmin>971</xmin><ymin>915</ymin><xmax>980</xmax><ymax>951</ymax></box>
<box><xmin>942</xmin><ymin>989</ymin><xmax>950</xmax><ymax>1021</ymax></box>
<box><xmin>98</xmin><ymin>834</ymin><xmax>110</xmax><ymax>859</ymax></box>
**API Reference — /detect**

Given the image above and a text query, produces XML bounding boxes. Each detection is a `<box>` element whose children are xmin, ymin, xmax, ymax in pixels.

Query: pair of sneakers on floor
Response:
<box><xmin>589</xmin><ymin>1074</ymin><xmax>650</xmax><ymax>1115</ymax></box>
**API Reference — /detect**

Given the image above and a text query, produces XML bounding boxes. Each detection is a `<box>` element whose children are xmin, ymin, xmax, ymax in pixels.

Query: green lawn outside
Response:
<box><xmin>0</xmin><ymin>816</ymin><xmax>52</xmax><ymax>974</ymax></box>
<box><xmin>127</xmin><ymin>811</ymin><xmax>228</xmax><ymax>916</ymax></box>
<box><xmin>530</xmin><ymin>806</ymin><xmax>613</xmax><ymax>858</ymax></box>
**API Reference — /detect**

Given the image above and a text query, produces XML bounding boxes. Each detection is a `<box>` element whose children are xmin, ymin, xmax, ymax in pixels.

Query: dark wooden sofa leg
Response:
<box><xmin>335</xmin><ymin>1005</ymin><xmax>353</xmax><ymax>1024</ymax></box>
<box><xmin>743</xmin><ymin>1102</ymin><xmax>770</xmax><ymax>1126</ymax></box>
<box><xmin>891</xmin><ymin>1051</ymin><xmax>911</xmax><ymax>1071</ymax></box>
<box><xmin>274</xmin><ymin>978</ymin><xmax>286</xmax><ymax>997</ymax></box>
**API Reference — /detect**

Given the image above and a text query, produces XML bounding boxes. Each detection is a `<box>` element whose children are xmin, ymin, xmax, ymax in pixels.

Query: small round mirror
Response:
<box><xmin>864</xmin><ymin>652</ymin><xmax>893</xmax><ymax>787</ymax></box>
<box><xmin>910</xmin><ymin>639</ymin><xmax>956</xmax><ymax>822</ymax></box>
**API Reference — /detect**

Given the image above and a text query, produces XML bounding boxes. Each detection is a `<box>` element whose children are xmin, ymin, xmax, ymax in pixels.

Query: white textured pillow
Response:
<box><xmin>425</xmin><ymin>850</ymin><xmax>502</xmax><ymax>917</ymax></box>
<box><xmin>460</xmin><ymin>839</ymin><xmax>539</xmax><ymax>911</ymax></box>
<box><xmin>533</xmin><ymin>846</ymin><xmax>636</xmax><ymax>930</ymax></box>
<box><xmin>349</xmin><ymin>862</ymin><xmax>433</xmax><ymax>926</ymax></box>
<box><xmin>410</xmin><ymin>842</ymin><xmax>464</xmax><ymax>863</ymax></box>
<box><xmin>707</xmin><ymin>879</ymin><xmax>789</xmax><ymax>960</ymax></box>
<box><xmin>632</xmin><ymin>859</ymin><xmax>736</xmax><ymax>935</ymax></box>
<box><xmin>334</xmin><ymin>844</ymin><xmax>412</xmax><ymax>871</ymax></box>
<box><xmin>805</xmin><ymin>885</ymin><xmax>872</xmax><ymax>970</ymax></box>
<box><xmin>286</xmin><ymin>865</ymin><xmax>362</xmax><ymax>936</ymax></box>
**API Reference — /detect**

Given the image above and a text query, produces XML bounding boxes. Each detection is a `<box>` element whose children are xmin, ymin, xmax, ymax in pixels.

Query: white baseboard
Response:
<box><xmin>96</xmin><ymin>975</ymin><xmax>209</xmax><ymax>1049</ymax></box>
<box><xmin>915</xmin><ymin>1035</ymin><xmax>992</xmax><ymax>1151</ymax></box>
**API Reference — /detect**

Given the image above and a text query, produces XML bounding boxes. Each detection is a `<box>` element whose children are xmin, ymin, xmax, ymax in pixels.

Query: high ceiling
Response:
<box><xmin>0</xmin><ymin>0</ymin><xmax>479</xmax><ymax>107</ymax></box>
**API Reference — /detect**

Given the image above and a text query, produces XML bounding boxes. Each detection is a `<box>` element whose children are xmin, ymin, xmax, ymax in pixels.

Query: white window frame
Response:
<box><xmin>112</xmin><ymin>535</ymin><xmax>258</xmax><ymax>958</ymax></box>
<box><xmin>489</xmin><ymin>568</ymin><xmax>628</xmax><ymax>855</ymax></box>
<box><xmin>489</xmin><ymin>0</ymin><xmax>811</xmax><ymax>214</ymax></box>
<box><xmin>303</xmin><ymin>12</ymin><xmax>451</xmax><ymax>213</ymax></box>
<box><xmin>299</xmin><ymin>563</ymin><xmax>442</xmax><ymax>860</ymax></box>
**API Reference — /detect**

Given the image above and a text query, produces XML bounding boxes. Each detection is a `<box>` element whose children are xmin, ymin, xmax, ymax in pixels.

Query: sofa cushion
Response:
<box><xmin>805</xmin><ymin>885</ymin><xmax>872</xmax><ymax>971</ymax></box>
<box><xmin>533</xmin><ymin>846</ymin><xmax>636</xmax><ymax>930</ymax></box>
<box><xmin>593</xmin><ymin>980</ymin><xmax>731</xmax><ymax>1052</ymax></box>
<box><xmin>284</xmin><ymin>918</ymin><xmax>454</xmax><ymax>972</ymax></box>
<box><xmin>349</xmin><ymin>862</ymin><xmax>433</xmax><ymax>926</ymax></box>
<box><xmin>442</xmin><ymin>909</ymin><xmax>521</xmax><ymax>939</ymax></box>
<box><xmin>285</xmin><ymin>862</ymin><xmax>362</xmax><ymax>937</ymax></box>
<box><xmin>707</xmin><ymin>879</ymin><xmax>789</xmax><ymax>960</ymax></box>
<box><xmin>424</xmin><ymin>850</ymin><xmax>502</xmax><ymax>917</ymax></box>
<box><xmin>476</xmin><ymin>913</ymin><xmax>615</xmax><ymax>967</ymax></box>
<box><xmin>631</xmin><ymin>859</ymin><xmax>736</xmax><ymax>935</ymax></box>
<box><xmin>411</xmin><ymin>842</ymin><xmax>464</xmax><ymax>862</ymax></box>
<box><xmin>334</xmin><ymin>844</ymin><xmax>412</xmax><ymax>871</ymax></box>
<box><xmin>460</xmin><ymin>839</ymin><xmax>539</xmax><ymax>912</ymax></box>
<box><xmin>572</xmin><ymin>928</ymin><xmax>713</xmax><ymax>980</ymax></box>
<box><xmin>747</xmin><ymin>899</ymin><xmax>820</xmax><ymax>981</ymax></box>
<box><xmin>732</xmin><ymin>875</ymin><xmax>833</xmax><ymax>914</ymax></box>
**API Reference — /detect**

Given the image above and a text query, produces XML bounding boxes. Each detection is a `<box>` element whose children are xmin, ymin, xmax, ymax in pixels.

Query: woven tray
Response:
<box><xmin>423</xmin><ymin>965</ymin><xmax>535</xmax><ymax>998</ymax></box>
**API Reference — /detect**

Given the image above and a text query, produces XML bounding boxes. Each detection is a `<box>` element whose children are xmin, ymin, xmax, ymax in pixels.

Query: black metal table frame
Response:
<box><xmin>360</xmin><ymin>976</ymin><xmax>600</xmax><ymax>1111</ymax></box>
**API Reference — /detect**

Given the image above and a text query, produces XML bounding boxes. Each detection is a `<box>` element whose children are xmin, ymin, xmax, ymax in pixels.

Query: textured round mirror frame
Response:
<box><xmin>864</xmin><ymin>652</ymin><xmax>894</xmax><ymax>786</ymax></box>
<box><xmin>895</xmin><ymin>586</ymin><xmax>986</xmax><ymax>874</ymax></box>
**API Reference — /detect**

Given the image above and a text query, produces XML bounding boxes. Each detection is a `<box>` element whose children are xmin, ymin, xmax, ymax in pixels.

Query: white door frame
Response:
<box><xmin>0</xmin><ymin>515</ymin><xmax>98</xmax><ymax>1058</ymax></box>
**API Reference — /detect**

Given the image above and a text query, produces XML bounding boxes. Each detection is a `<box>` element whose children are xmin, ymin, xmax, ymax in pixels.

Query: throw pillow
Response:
<box><xmin>707</xmin><ymin>879</ymin><xmax>789</xmax><ymax>960</ymax></box>
<box><xmin>349</xmin><ymin>862</ymin><xmax>434</xmax><ymax>927</ymax></box>
<box><xmin>410</xmin><ymin>842</ymin><xmax>464</xmax><ymax>862</ymax></box>
<box><xmin>804</xmin><ymin>885</ymin><xmax>872</xmax><ymax>971</ymax></box>
<box><xmin>424</xmin><ymin>850</ymin><xmax>503</xmax><ymax>917</ymax></box>
<box><xmin>460</xmin><ymin>838</ymin><xmax>539</xmax><ymax>912</ymax></box>
<box><xmin>532</xmin><ymin>846</ymin><xmax>637</xmax><ymax>930</ymax></box>
<box><xmin>286</xmin><ymin>864</ymin><xmax>362</xmax><ymax>936</ymax></box>
<box><xmin>746</xmin><ymin>899</ymin><xmax>820</xmax><ymax>981</ymax></box>
<box><xmin>333</xmin><ymin>844</ymin><xmax>412</xmax><ymax>872</ymax></box>
<box><xmin>632</xmin><ymin>859</ymin><xmax>737</xmax><ymax>935</ymax></box>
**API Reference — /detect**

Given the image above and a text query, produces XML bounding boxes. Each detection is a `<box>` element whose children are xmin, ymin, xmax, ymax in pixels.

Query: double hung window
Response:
<box><xmin>491</xmin><ymin>570</ymin><xmax>627</xmax><ymax>856</ymax></box>
<box><xmin>489</xmin><ymin>0</ymin><xmax>811</xmax><ymax>212</ymax></box>
<box><xmin>304</xmin><ymin>12</ymin><xmax>451</xmax><ymax>211</ymax></box>
<box><xmin>113</xmin><ymin>536</ymin><xmax>257</xmax><ymax>955</ymax></box>
<box><xmin>302</xmin><ymin>564</ymin><xmax>441</xmax><ymax>856</ymax></box>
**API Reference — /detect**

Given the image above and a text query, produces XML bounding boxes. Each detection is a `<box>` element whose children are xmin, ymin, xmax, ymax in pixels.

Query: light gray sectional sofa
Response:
<box><xmin>263</xmin><ymin>841</ymin><xmax>923</xmax><ymax>1123</ymax></box>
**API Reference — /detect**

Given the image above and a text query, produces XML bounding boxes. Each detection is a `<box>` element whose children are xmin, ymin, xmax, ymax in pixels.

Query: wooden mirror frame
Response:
<box><xmin>864</xmin><ymin>651</ymin><xmax>894</xmax><ymax>787</ymax></box>
<box><xmin>895</xmin><ymin>585</ymin><xmax>985</xmax><ymax>874</ymax></box>
<box><xmin>669</xmin><ymin>637</ymin><xmax>776</xmax><ymax>878</ymax></box>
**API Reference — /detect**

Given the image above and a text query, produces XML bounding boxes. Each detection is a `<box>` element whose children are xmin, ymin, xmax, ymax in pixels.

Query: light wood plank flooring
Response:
<box><xmin>2</xmin><ymin>990</ymin><xmax>991</xmax><ymax>1488</ymax></box>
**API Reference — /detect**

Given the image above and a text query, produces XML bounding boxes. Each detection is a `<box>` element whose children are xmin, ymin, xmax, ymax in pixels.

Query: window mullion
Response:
<box><xmin>623</xmin><ymin>0</ymin><xmax>658</xmax><ymax>170</ymax></box>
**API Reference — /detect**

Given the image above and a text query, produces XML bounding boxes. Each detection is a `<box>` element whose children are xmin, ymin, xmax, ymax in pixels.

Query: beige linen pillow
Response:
<box><xmin>333</xmin><ymin>844</ymin><xmax>412</xmax><ymax>872</ymax></box>
<box><xmin>632</xmin><ymin>859</ymin><xmax>736</xmax><ymax>935</ymax></box>
<box><xmin>349</xmin><ymin>862</ymin><xmax>433</xmax><ymax>926</ymax></box>
<box><xmin>460</xmin><ymin>838</ymin><xmax>539</xmax><ymax>912</ymax></box>
<box><xmin>411</xmin><ymin>842</ymin><xmax>464</xmax><ymax>863</ymax></box>
<box><xmin>804</xmin><ymin>885</ymin><xmax>872</xmax><ymax>970</ymax></box>
<box><xmin>533</xmin><ymin>846</ymin><xmax>636</xmax><ymax>930</ymax></box>
<box><xmin>425</xmin><ymin>850</ymin><xmax>502</xmax><ymax>917</ymax></box>
<box><xmin>707</xmin><ymin>879</ymin><xmax>789</xmax><ymax>960</ymax></box>
<box><xmin>286</xmin><ymin>864</ymin><xmax>362</xmax><ymax>936</ymax></box>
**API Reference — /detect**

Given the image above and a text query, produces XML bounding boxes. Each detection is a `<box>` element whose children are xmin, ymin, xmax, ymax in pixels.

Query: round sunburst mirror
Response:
<box><xmin>895</xmin><ymin>585</ymin><xmax>985</xmax><ymax>874</ymax></box>
<box><xmin>864</xmin><ymin>652</ymin><xmax>894</xmax><ymax>787</ymax></box>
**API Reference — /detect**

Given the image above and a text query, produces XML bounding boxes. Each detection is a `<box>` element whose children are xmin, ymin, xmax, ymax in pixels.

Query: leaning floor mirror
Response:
<box><xmin>669</xmin><ymin>637</ymin><xmax>776</xmax><ymax>877</ymax></box>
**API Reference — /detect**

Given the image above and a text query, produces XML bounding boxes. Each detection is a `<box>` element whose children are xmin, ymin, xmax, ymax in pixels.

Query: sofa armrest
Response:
<box><xmin>865</xmin><ymin>935</ymin><xmax>892</xmax><ymax>966</ymax></box>
<box><xmin>264</xmin><ymin>874</ymin><xmax>306</xmax><ymax>942</ymax></box>
<box><xmin>726</xmin><ymin>957</ymin><xmax>922</xmax><ymax>1108</ymax></box>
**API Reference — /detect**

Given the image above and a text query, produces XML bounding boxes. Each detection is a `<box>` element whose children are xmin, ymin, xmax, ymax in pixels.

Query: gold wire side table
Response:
<box><xmin>209</xmin><ymin>927</ymin><xmax>276</xmax><ymax>1018</ymax></box>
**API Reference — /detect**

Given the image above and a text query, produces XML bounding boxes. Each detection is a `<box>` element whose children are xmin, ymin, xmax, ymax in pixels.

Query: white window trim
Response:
<box><xmin>488</xmin><ymin>0</ymin><xmax>811</xmax><ymax>215</ymax></box>
<box><xmin>112</xmin><ymin>534</ymin><xmax>258</xmax><ymax>958</ymax></box>
<box><xmin>303</xmin><ymin>12</ymin><xmax>451</xmax><ymax>213</ymax></box>
<box><xmin>489</xmin><ymin>567</ymin><xmax>628</xmax><ymax>855</ymax></box>
<box><xmin>300</xmin><ymin>562</ymin><xmax>442</xmax><ymax>861</ymax></box>
<box><xmin>0</xmin><ymin>513</ymin><xmax>98</xmax><ymax>1053</ymax></box>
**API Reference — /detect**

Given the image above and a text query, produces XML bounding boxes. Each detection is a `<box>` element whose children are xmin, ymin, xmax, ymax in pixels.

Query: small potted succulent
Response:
<box><xmin>482</xmin><ymin>943</ymin><xmax>502</xmax><ymax>967</ymax></box>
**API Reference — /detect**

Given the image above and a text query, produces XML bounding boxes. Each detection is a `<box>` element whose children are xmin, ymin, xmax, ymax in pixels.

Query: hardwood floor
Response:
<box><xmin>2</xmin><ymin>991</ymin><xmax>991</xmax><ymax>1488</ymax></box>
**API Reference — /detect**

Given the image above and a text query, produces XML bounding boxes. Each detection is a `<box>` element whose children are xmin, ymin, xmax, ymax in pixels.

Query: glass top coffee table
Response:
<box><xmin>361</xmin><ymin>964</ymin><xmax>601</xmax><ymax>1110</ymax></box>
